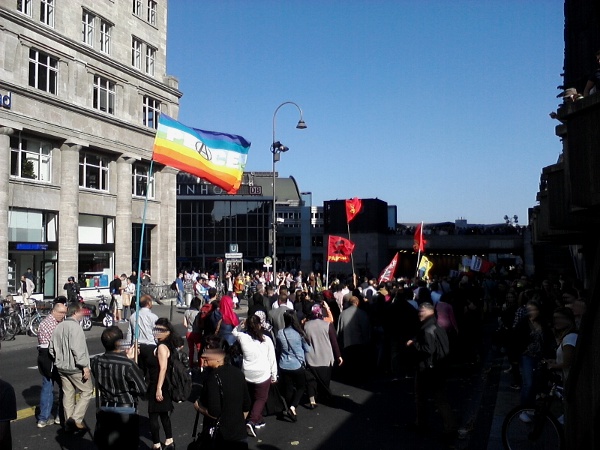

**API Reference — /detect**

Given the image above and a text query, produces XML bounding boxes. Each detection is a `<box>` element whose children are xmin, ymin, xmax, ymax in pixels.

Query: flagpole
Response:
<box><xmin>347</xmin><ymin>221</ymin><xmax>357</xmax><ymax>288</ymax></box>
<box><xmin>414</xmin><ymin>221</ymin><xmax>423</xmax><ymax>280</ymax></box>
<box><xmin>134</xmin><ymin>159</ymin><xmax>154</xmax><ymax>361</ymax></box>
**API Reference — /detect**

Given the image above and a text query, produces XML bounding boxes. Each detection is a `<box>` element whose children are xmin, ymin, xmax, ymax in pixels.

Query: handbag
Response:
<box><xmin>187</xmin><ymin>374</ymin><xmax>224</xmax><ymax>450</ymax></box>
<box><xmin>263</xmin><ymin>382</ymin><xmax>288</xmax><ymax>416</ymax></box>
<box><xmin>186</xmin><ymin>411</ymin><xmax>203</xmax><ymax>450</ymax></box>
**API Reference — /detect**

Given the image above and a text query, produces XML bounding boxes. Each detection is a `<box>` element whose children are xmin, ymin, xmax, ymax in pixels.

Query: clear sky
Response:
<box><xmin>166</xmin><ymin>0</ymin><xmax>564</xmax><ymax>225</ymax></box>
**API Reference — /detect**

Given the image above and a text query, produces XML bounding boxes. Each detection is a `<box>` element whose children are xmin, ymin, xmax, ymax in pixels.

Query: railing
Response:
<box><xmin>139</xmin><ymin>283</ymin><xmax>177</xmax><ymax>301</ymax></box>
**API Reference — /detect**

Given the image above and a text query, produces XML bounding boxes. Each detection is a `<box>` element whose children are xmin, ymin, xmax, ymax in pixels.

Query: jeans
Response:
<box><xmin>38</xmin><ymin>376</ymin><xmax>54</xmax><ymax>422</ymax></box>
<box><xmin>177</xmin><ymin>291</ymin><xmax>184</xmax><ymax>306</ymax></box>
<box><xmin>99</xmin><ymin>406</ymin><xmax>136</xmax><ymax>414</ymax></box>
<box><xmin>279</xmin><ymin>367</ymin><xmax>306</xmax><ymax>409</ymax></box>
<box><xmin>520</xmin><ymin>355</ymin><xmax>539</xmax><ymax>407</ymax></box>
<box><xmin>247</xmin><ymin>378</ymin><xmax>271</xmax><ymax>424</ymax></box>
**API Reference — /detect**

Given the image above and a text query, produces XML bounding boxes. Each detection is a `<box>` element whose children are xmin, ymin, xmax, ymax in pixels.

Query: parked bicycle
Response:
<box><xmin>3</xmin><ymin>301</ymin><xmax>49</xmax><ymax>339</ymax></box>
<box><xmin>502</xmin><ymin>367</ymin><xmax>565</xmax><ymax>449</ymax></box>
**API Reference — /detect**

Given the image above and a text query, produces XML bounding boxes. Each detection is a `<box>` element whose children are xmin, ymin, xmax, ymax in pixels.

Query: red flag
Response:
<box><xmin>327</xmin><ymin>235</ymin><xmax>355</xmax><ymax>263</ymax></box>
<box><xmin>378</xmin><ymin>253</ymin><xmax>400</xmax><ymax>284</ymax></box>
<box><xmin>413</xmin><ymin>222</ymin><xmax>426</xmax><ymax>252</ymax></box>
<box><xmin>345</xmin><ymin>198</ymin><xmax>362</xmax><ymax>223</ymax></box>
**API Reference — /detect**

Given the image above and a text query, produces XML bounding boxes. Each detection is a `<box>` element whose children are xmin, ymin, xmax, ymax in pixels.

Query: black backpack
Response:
<box><xmin>168</xmin><ymin>349</ymin><xmax>192</xmax><ymax>403</ymax></box>
<box><xmin>192</xmin><ymin>303</ymin><xmax>214</xmax><ymax>334</ymax></box>
<box><xmin>432</xmin><ymin>325</ymin><xmax>450</xmax><ymax>367</ymax></box>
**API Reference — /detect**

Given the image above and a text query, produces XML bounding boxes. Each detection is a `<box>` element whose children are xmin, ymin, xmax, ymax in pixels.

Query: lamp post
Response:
<box><xmin>271</xmin><ymin>101</ymin><xmax>307</xmax><ymax>283</ymax></box>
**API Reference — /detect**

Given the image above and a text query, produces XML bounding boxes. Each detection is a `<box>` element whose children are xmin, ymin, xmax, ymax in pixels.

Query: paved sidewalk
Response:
<box><xmin>487</xmin><ymin>356</ymin><xmax>520</xmax><ymax>449</ymax></box>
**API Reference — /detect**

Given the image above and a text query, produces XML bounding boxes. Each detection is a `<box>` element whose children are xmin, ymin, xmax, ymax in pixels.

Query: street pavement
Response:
<box><xmin>1</xmin><ymin>299</ymin><xmax>520</xmax><ymax>450</ymax></box>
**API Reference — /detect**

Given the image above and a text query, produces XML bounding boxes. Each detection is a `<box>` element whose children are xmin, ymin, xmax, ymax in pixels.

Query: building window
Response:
<box><xmin>79</xmin><ymin>152</ymin><xmax>109</xmax><ymax>191</ymax></box>
<box><xmin>99</xmin><ymin>20</ymin><xmax>112</xmax><ymax>54</ymax></box>
<box><xmin>28</xmin><ymin>48</ymin><xmax>58</xmax><ymax>94</ymax></box>
<box><xmin>92</xmin><ymin>75</ymin><xmax>115</xmax><ymax>114</ymax></box>
<box><xmin>17</xmin><ymin>0</ymin><xmax>32</xmax><ymax>15</ymax></box>
<box><xmin>132</xmin><ymin>163</ymin><xmax>155</xmax><ymax>198</ymax></box>
<box><xmin>40</xmin><ymin>0</ymin><xmax>54</xmax><ymax>27</ymax></box>
<box><xmin>132</xmin><ymin>37</ymin><xmax>142</xmax><ymax>70</ymax></box>
<box><xmin>145</xmin><ymin>46</ymin><xmax>155</xmax><ymax>76</ymax></box>
<box><xmin>147</xmin><ymin>0</ymin><xmax>157</xmax><ymax>25</ymax></box>
<box><xmin>132</xmin><ymin>0</ymin><xmax>142</xmax><ymax>16</ymax></box>
<box><xmin>9</xmin><ymin>135</ymin><xmax>52</xmax><ymax>182</ymax></box>
<box><xmin>82</xmin><ymin>10</ymin><xmax>95</xmax><ymax>46</ymax></box>
<box><xmin>143</xmin><ymin>96</ymin><xmax>160</xmax><ymax>129</ymax></box>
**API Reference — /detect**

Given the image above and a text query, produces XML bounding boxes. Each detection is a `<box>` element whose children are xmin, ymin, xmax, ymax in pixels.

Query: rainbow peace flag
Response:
<box><xmin>152</xmin><ymin>115</ymin><xmax>251</xmax><ymax>194</ymax></box>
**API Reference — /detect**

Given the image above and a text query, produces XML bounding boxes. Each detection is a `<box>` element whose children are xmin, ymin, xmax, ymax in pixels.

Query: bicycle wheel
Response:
<box><xmin>4</xmin><ymin>313</ymin><xmax>20</xmax><ymax>339</ymax></box>
<box><xmin>81</xmin><ymin>316</ymin><xmax>92</xmax><ymax>331</ymax></box>
<box><xmin>502</xmin><ymin>406</ymin><xmax>564</xmax><ymax>450</ymax></box>
<box><xmin>29</xmin><ymin>314</ymin><xmax>43</xmax><ymax>336</ymax></box>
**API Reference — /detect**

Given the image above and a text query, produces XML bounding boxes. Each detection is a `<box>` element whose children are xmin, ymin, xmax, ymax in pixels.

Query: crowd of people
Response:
<box><xmin>0</xmin><ymin>267</ymin><xmax>590</xmax><ymax>450</ymax></box>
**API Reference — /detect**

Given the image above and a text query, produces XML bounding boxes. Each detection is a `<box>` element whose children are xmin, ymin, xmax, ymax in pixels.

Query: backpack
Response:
<box><xmin>168</xmin><ymin>348</ymin><xmax>192</xmax><ymax>403</ymax></box>
<box><xmin>432</xmin><ymin>325</ymin><xmax>450</xmax><ymax>367</ymax></box>
<box><xmin>170</xmin><ymin>281</ymin><xmax>177</xmax><ymax>291</ymax></box>
<box><xmin>192</xmin><ymin>303</ymin><xmax>214</xmax><ymax>333</ymax></box>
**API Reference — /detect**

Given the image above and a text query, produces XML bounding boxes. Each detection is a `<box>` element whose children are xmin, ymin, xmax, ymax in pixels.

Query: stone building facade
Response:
<box><xmin>0</xmin><ymin>0</ymin><xmax>181</xmax><ymax>297</ymax></box>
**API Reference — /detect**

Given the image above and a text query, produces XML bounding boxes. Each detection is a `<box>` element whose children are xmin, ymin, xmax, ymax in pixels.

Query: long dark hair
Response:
<box><xmin>155</xmin><ymin>317</ymin><xmax>184</xmax><ymax>349</ymax></box>
<box><xmin>245</xmin><ymin>315</ymin><xmax>264</xmax><ymax>342</ymax></box>
<box><xmin>283</xmin><ymin>310</ymin><xmax>306</xmax><ymax>340</ymax></box>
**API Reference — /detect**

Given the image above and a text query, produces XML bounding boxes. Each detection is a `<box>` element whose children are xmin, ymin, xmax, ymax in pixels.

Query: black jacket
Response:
<box><xmin>412</xmin><ymin>315</ymin><xmax>449</xmax><ymax>371</ymax></box>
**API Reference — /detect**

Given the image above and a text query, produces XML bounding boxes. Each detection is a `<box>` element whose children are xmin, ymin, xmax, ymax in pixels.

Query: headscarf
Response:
<box><xmin>310</xmin><ymin>304</ymin><xmax>323</xmax><ymax>320</ymax></box>
<box><xmin>219</xmin><ymin>295</ymin><xmax>239</xmax><ymax>326</ymax></box>
<box><xmin>254</xmin><ymin>310</ymin><xmax>272</xmax><ymax>332</ymax></box>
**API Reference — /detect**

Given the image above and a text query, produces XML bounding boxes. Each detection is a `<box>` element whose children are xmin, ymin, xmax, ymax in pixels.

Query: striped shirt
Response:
<box><xmin>91</xmin><ymin>352</ymin><xmax>147</xmax><ymax>405</ymax></box>
<box><xmin>37</xmin><ymin>314</ymin><xmax>60</xmax><ymax>348</ymax></box>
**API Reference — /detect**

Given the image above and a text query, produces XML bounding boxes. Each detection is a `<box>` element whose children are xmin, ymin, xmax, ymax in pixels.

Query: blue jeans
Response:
<box><xmin>39</xmin><ymin>376</ymin><xmax>54</xmax><ymax>422</ymax></box>
<box><xmin>99</xmin><ymin>406</ymin><xmax>136</xmax><ymax>414</ymax></box>
<box><xmin>520</xmin><ymin>355</ymin><xmax>539</xmax><ymax>407</ymax></box>
<box><xmin>177</xmin><ymin>291</ymin><xmax>184</xmax><ymax>306</ymax></box>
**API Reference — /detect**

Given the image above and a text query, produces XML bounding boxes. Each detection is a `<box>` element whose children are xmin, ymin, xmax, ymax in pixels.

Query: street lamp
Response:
<box><xmin>271</xmin><ymin>101</ymin><xmax>307</xmax><ymax>282</ymax></box>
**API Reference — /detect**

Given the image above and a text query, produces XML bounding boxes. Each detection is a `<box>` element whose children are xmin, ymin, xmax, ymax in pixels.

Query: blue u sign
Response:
<box><xmin>1</xmin><ymin>91</ymin><xmax>12</xmax><ymax>109</ymax></box>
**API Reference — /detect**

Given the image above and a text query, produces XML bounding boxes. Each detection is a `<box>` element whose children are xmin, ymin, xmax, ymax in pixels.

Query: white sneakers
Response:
<box><xmin>518</xmin><ymin>411</ymin><xmax>534</xmax><ymax>423</ymax></box>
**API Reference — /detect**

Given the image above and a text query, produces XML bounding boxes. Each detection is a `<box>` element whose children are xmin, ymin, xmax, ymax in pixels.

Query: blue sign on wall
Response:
<box><xmin>16</xmin><ymin>243</ymin><xmax>48</xmax><ymax>250</ymax></box>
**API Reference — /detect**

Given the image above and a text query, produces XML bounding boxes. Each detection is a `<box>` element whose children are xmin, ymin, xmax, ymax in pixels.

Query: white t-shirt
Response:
<box><xmin>556</xmin><ymin>332</ymin><xmax>577</xmax><ymax>382</ymax></box>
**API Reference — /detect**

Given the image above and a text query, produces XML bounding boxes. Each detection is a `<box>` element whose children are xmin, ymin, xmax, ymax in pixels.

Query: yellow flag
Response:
<box><xmin>418</xmin><ymin>255</ymin><xmax>433</xmax><ymax>279</ymax></box>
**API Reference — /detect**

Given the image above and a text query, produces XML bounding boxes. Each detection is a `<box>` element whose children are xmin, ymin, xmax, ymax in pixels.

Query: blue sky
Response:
<box><xmin>166</xmin><ymin>0</ymin><xmax>564</xmax><ymax>225</ymax></box>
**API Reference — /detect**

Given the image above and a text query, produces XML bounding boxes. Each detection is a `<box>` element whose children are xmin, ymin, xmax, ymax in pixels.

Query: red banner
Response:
<box><xmin>413</xmin><ymin>223</ymin><xmax>426</xmax><ymax>252</ymax></box>
<box><xmin>327</xmin><ymin>235</ymin><xmax>355</xmax><ymax>263</ymax></box>
<box><xmin>345</xmin><ymin>197</ymin><xmax>362</xmax><ymax>223</ymax></box>
<box><xmin>378</xmin><ymin>252</ymin><xmax>399</xmax><ymax>284</ymax></box>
